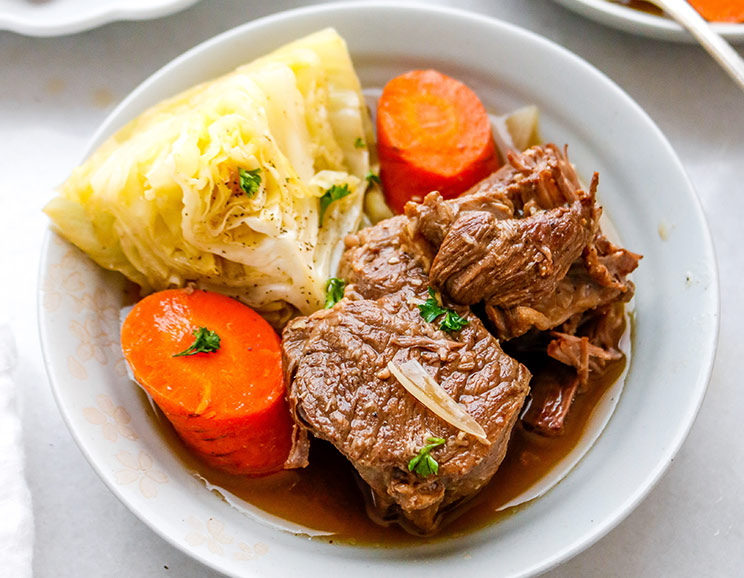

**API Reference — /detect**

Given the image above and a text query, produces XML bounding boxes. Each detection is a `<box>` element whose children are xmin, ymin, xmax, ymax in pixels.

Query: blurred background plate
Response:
<box><xmin>0</xmin><ymin>0</ymin><xmax>201</xmax><ymax>37</ymax></box>
<box><xmin>552</xmin><ymin>0</ymin><xmax>744</xmax><ymax>42</ymax></box>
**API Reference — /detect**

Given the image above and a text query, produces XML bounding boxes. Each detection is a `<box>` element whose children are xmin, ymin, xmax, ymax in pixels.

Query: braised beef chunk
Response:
<box><xmin>547</xmin><ymin>331</ymin><xmax>621</xmax><ymax>387</ymax></box>
<box><xmin>405</xmin><ymin>143</ymin><xmax>584</xmax><ymax>252</ymax></box>
<box><xmin>547</xmin><ymin>302</ymin><xmax>627</xmax><ymax>385</ymax></box>
<box><xmin>483</xmin><ymin>232</ymin><xmax>639</xmax><ymax>341</ymax></box>
<box><xmin>582</xmin><ymin>232</ymin><xmax>642</xmax><ymax>292</ymax></box>
<box><xmin>282</xmin><ymin>292</ymin><xmax>530</xmax><ymax>534</ymax></box>
<box><xmin>485</xmin><ymin>261</ymin><xmax>633</xmax><ymax>341</ymax></box>
<box><xmin>521</xmin><ymin>362</ymin><xmax>579</xmax><ymax>437</ymax></box>
<box><xmin>429</xmin><ymin>195</ymin><xmax>598</xmax><ymax>308</ymax></box>
<box><xmin>469</xmin><ymin>143</ymin><xmax>585</xmax><ymax>215</ymax></box>
<box><xmin>404</xmin><ymin>144</ymin><xmax>640</xmax><ymax>340</ymax></box>
<box><xmin>405</xmin><ymin>188</ymin><xmax>514</xmax><ymax>253</ymax></box>
<box><xmin>337</xmin><ymin>215</ymin><xmax>428</xmax><ymax>300</ymax></box>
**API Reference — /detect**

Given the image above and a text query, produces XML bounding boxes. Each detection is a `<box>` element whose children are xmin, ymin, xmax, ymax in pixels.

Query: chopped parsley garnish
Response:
<box><xmin>173</xmin><ymin>327</ymin><xmax>221</xmax><ymax>357</ymax></box>
<box><xmin>324</xmin><ymin>277</ymin><xmax>346</xmax><ymax>309</ymax></box>
<box><xmin>354</xmin><ymin>137</ymin><xmax>366</xmax><ymax>149</ymax></box>
<box><xmin>440</xmin><ymin>309</ymin><xmax>470</xmax><ymax>332</ymax></box>
<box><xmin>417</xmin><ymin>287</ymin><xmax>469</xmax><ymax>332</ymax></box>
<box><xmin>319</xmin><ymin>183</ymin><xmax>352</xmax><ymax>225</ymax></box>
<box><xmin>365</xmin><ymin>171</ymin><xmax>381</xmax><ymax>186</ymax></box>
<box><xmin>408</xmin><ymin>437</ymin><xmax>446</xmax><ymax>477</ymax></box>
<box><xmin>418</xmin><ymin>287</ymin><xmax>447</xmax><ymax>323</ymax></box>
<box><xmin>238</xmin><ymin>168</ymin><xmax>262</xmax><ymax>198</ymax></box>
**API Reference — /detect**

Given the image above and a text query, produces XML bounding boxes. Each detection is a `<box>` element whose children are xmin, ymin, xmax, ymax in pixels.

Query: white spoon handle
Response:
<box><xmin>651</xmin><ymin>0</ymin><xmax>744</xmax><ymax>91</ymax></box>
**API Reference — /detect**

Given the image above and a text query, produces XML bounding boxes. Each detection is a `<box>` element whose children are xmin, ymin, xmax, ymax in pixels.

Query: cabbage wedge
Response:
<box><xmin>45</xmin><ymin>29</ymin><xmax>373</xmax><ymax>327</ymax></box>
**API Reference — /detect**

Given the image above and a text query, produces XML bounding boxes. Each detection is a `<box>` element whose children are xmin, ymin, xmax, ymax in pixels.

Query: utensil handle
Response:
<box><xmin>655</xmin><ymin>0</ymin><xmax>744</xmax><ymax>91</ymax></box>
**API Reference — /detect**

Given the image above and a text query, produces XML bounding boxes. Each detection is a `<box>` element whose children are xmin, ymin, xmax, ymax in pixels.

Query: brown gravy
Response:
<box><xmin>610</xmin><ymin>0</ymin><xmax>664</xmax><ymax>17</ymax></box>
<box><xmin>154</xmin><ymin>332</ymin><xmax>628</xmax><ymax>546</ymax></box>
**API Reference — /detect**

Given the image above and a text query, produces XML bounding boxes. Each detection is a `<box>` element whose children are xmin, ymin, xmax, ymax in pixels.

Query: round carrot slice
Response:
<box><xmin>376</xmin><ymin>69</ymin><xmax>501</xmax><ymax>214</ymax></box>
<box><xmin>121</xmin><ymin>288</ymin><xmax>292</xmax><ymax>476</ymax></box>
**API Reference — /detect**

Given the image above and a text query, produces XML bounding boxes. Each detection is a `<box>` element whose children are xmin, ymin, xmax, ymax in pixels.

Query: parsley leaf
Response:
<box><xmin>365</xmin><ymin>171</ymin><xmax>381</xmax><ymax>186</ymax></box>
<box><xmin>324</xmin><ymin>277</ymin><xmax>346</xmax><ymax>309</ymax></box>
<box><xmin>172</xmin><ymin>327</ymin><xmax>221</xmax><ymax>357</ymax></box>
<box><xmin>408</xmin><ymin>437</ymin><xmax>446</xmax><ymax>477</ymax></box>
<box><xmin>418</xmin><ymin>287</ymin><xmax>447</xmax><ymax>322</ymax></box>
<box><xmin>354</xmin><ymin>137</ymin><xmax>366</xmax><ymax>149</ymax></box>
<box><xmin>440</xmin><ymin>310</ymin><xmax>469</xmax><ymax>332</ymax></box>
<box><xmin>238</xmin><ymin>168</ymin><xmax>262</xmax><ymax>198</ymax></box>
<box><xmin>417</xmin><ymin>287</ymin><xmax>469</xmax><ymax>332</ymax></box>
<box><xmin>319</xmin><ymin>183</ymin><xmax>352</xmax><ymax>225</ymax></box>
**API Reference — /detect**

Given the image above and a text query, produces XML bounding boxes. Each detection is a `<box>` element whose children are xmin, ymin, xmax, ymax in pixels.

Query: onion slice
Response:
<box><xmin>387</xmin><ymin>359</ymin><xmax>490</xmax><ymax>445</ymax></box>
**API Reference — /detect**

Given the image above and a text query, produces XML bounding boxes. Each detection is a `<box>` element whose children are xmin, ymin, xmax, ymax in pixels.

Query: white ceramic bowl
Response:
<box><xmin>0</xmin><ymin>0</ymin><xmax>200</xmax><ymax>37</ymax></box>
<box><xmin>552</xmin><ymin>0</ymin><xmax>744</xmax><ymax>43</ymax></box>
<box><xmin>38</xmin><ymin>3</ymin><xmax>719</xmax><ymax>577</ymax></box>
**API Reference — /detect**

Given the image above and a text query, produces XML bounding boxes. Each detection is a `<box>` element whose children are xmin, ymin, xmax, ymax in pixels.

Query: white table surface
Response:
<box><xmin>1</xmin><ymin>1</ymin><xmax>742</xmax><ymax>576</ymax></box>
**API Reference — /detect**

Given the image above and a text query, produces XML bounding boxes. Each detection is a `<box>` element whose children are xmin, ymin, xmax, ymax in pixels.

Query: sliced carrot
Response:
<box><xmin>376</xmin><ymin>69</ymin><xmax>501</xmax><ymax>214</ymax></box>
<box><xmin>121</xmin><ymin>288</ymin><xmax>292</xmax><ymax>476</ymax></box>
<box><xmin>687</xmin><ymin>0</ymin><xmax>744</xmax><ymax>22</ymax></box>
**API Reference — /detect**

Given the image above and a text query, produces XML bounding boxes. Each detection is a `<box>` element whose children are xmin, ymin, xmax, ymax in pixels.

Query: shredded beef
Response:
<box><xmin>485</xmin><ymin>262</ymin><xmax>633</xmax><ymax>341</ymax></box>
<box><xmin>521</xmin><ymin>362</ymin><xmax>580</xmax><ymax>437</ymax></box>
<box><xmin>429</xmin><ymin>195</ymin><xmax>598</xmax><ymax>308</ymax></box>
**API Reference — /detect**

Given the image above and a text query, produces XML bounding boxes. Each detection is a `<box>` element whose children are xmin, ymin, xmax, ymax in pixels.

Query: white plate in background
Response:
<box><xmin>38</xmin><ymin>3</ymin><xmax>719</xmax><ymax>577</ymax></box>
<box><xmin>0</xmin><ymin>0</ymin><xmax>200</xmax><ymax>37</ymax></box>
<box><xmin>553</xmin><ymin>0</ymin><xmax>744</xmax><ymax>42</ymax></box>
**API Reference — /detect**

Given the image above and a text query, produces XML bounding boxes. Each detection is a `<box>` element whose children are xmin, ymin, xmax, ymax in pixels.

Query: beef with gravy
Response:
<box><xmin>283</xmin><ymin>292</ymin><xmax>530</xmax><ymax>534</ymax></box>
<box><xmin>280</xmin><ymin>143</ymin><xmax>641</xmax><ymax>535</ymax></box>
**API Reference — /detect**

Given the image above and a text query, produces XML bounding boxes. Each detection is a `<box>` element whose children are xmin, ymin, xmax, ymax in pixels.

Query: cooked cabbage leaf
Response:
<box><xmin>45</xmin><ymin>29</ymin><xmax>372</xmax><ymax>327</ymax></box>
